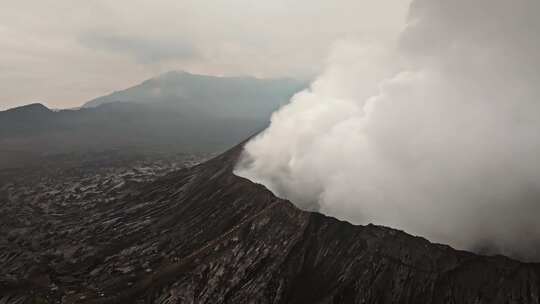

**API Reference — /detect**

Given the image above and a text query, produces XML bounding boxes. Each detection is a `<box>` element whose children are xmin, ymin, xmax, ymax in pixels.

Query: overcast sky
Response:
<box><xmin>0</xmin><ymin>0</ymin><xmax>409</xmax><ymax>110</ymax></box>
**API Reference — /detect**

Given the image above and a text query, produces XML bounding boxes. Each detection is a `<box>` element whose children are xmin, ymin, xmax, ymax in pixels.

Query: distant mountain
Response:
<box><xmin>0</xmin><ymin>102</ymin><xmax>262</xmax><ymax>169</ymax></box>
<box><xmin>0</xmin><ymin>102</ymin><xmax>52</xmax><ymax>115</ymax></box>
<box><xmin>0</xmin><ymin>73</ymin><xmax>305</xmax><ymax>169</ymax></box>
<box><xmin>83</xmin><ymin>71</ymin><xmax>305</xmax><ymax>120</ymax></box>
<box><xmin>3</xmin><ymin>140</ymin><xmax>540</xmax><ymax>303</ymax></box>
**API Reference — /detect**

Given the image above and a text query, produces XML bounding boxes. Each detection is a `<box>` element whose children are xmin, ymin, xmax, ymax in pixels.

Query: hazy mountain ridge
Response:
<box><xmin>83</xmin><ymin>71</ymin><xmax>305</xmax><ymax>120</ymax></box>
<box><xmin>0</xmin><ymin>102</ymin><xmax>263</xmax><ymax>169</ymax></box>
<box><xmin>0</xmin><ymin>72</ymin><xmax>304</xmax><ymax>169</ymax></box>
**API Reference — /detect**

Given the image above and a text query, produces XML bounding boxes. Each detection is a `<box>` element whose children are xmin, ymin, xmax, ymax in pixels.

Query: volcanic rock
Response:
<box><xmin>1</xmin><ymin>142</ymin><xmax>540</xmax><ymax>303</ymax></box>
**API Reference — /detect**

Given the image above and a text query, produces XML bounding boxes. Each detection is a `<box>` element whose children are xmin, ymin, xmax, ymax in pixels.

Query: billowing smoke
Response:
<box><xmin>235</xmin><ymin>0</ymin><xmax>540</xmax><ymax>260</ymax></box>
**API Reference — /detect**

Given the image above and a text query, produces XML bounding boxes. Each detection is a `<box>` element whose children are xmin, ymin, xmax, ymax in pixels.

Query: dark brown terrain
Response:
<box><xmin>2</xmin><ymin>142</ymin><xmax>540</xmax><ymax>304</ymax></box>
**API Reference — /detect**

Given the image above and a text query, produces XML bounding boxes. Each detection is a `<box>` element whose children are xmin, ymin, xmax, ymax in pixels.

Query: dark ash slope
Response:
<box><xmin>2</xmin><ymin>142</ymin><xmax>540</xmax><ymax>304</ymax></box>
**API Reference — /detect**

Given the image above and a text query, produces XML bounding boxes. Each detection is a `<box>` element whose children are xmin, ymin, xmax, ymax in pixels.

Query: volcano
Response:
<box><xmin>2</xmin><ymin>140</ymin><xmax>540</xmax><ymax>304</ymax></box>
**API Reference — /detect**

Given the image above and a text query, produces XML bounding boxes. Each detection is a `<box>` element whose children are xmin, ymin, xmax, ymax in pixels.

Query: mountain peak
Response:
<box><xmin>1</xmin><ymin>103</ymin><xmax>52</xmax><ymax>115</ymax></box>
<box><xmin>158</xmin><ymin>70</ymin><xmax>192</xmax><ymax>78</ymax></box>
<box><xmin>81</xmin><ymin>72</ymin><xmax>305</xmax><ymax>112</ymax></box>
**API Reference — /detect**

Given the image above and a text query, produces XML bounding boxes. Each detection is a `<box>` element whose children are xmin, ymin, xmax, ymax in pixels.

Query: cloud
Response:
<box><xmin>79</xmin><ymin>33</ymin><xmax>198</xmax><ymax>64</ymax></box>
<box><xmin>236</xmin><ymin>0</ymin><xmax>540</xmax><ymax>260</ymax></box>
<box><xmin>0</xmin><ymin>0</ymin><xmax>409</xmax><ymax>109</ymax></box>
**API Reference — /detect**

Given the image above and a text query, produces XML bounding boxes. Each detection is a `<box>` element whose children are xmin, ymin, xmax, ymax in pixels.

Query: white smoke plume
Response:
<box><xmin>236</xmin><ymin>0</ymin><xmax>540</xmax><ymax>260</ymax></box>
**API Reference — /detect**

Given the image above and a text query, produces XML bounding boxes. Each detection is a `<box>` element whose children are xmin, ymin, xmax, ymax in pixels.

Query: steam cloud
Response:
<box><xmin>236</xmin><ymin>0</ymin><xmax>540</xmax><ymax>260</ymax></box>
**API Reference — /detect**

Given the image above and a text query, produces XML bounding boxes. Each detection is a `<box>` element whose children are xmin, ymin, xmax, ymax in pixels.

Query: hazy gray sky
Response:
<box><xmin>0</xmin><ymin>0</ymin><xmax>409</xmax><ymax>110</ymax></box>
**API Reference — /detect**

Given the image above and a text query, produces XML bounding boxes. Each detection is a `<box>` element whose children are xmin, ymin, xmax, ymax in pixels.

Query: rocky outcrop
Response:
<box><xmin>2</xmin><ymin>142</ymin><xmax>540</xmax><ymax>303</ymax></box>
